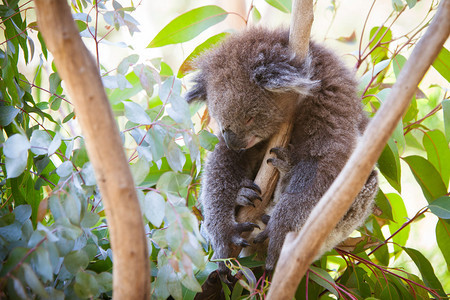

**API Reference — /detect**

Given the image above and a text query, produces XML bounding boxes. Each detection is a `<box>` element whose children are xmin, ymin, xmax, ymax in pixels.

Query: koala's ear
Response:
<box><xmin>185</xmin><ymin>72</ymin><xmax>207</xmax><ymax>103</ymax></box>
<box><xmin>251</xmin><ymin>60</ymin><xmax>319</xmax><ymax>96</ymax></box>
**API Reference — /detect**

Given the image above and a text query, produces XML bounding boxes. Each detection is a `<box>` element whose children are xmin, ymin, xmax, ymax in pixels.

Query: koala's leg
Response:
<box><xmin>318</xmin><ymin>170</ymin><xmax>378</xmax><ymax>256</ymax></box>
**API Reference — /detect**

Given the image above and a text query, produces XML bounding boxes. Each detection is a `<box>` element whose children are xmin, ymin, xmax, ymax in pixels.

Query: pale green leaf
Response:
<box><xmin>428</xmin><ymin>196</ymin><xmax>450</xmax><ymax>219</ymax></box>
<box><xmin>144</xmin><ymin>191</ymin><xmax>165</xmax><ymax>227</ymax></box>
<box><xmin>123</xmin><ymin>101</ymin><xmax>152</xmax><ymax>125</ymax></box>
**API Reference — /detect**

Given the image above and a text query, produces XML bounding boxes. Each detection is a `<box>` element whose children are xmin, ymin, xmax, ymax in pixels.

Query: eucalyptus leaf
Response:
<box><xmin>123</xmin><ymin>101</ymin><xmax>152</xmax><ymax>125</ymax></box>
<box><xmin>30</xmin><ymin>130</ymin><xmax>52</xmax><ymax>155</ymax></box>
<box><xmin>143</xmin><ymin>191</ymin><xmax>165</xmax><ymax>227</ymax></box>
<box><xmin>6</xmin><ymin>151</ymin><xmax>28</xmax><ymax>179</ymax></box>
<box><xmin>56</xmin><ymin>161</ymin><xmax>73</xmax><ymax>178</ymax></box>
<box><xmin>0</xmin><ymin>106</ymin><xmax>19</xmax><ymax>126</ymax></box>
<box><xmin>4</xmin><ymin>133</ymin><xmax>30</xmax><ymax>158</ymax></box>
<box><xmin>64</xmin><ymin>250</ymin><xmax>89</xmax><ymax>274</ymax></box>
<box><xmin>428</xmin><ymin>197</ymin><xmax>450</xmax><ymax>219</ymax></box>
<box><xmin>47</xmin><ymin>132</ymin><xmax>61</xmax><ymax>156</ymax></box>
<box><xmin>403</xmin><ymin>155</ymin><xmax>447</xmax><ymax>203</ymax></box>
<box><xmin>148</xmin><ymin>6</ymin><xmax>227</xmax><ymax>48</ymax></box>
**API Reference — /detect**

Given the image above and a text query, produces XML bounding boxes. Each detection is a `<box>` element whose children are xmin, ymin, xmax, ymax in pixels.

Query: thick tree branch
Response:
<box><xmin>34</xmin><ymin>1</ymin><xmax>150</xmax><ymax>299</ymax></box>
<box><xmin>267</xmin><ymin>0</ymin><xmax>450</xmax><ymax>298</ymax></box>
<box><xmin>233</xmin><ymin>0</ymin><xmax>314</xmax><ymax>257</ymax></box>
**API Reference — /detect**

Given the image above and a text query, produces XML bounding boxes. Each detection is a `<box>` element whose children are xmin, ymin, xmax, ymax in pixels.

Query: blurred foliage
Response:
<box><xmin>0</xmin><ymin>0</ymin><xmax>449</xmax><ymax>299</ymax></box>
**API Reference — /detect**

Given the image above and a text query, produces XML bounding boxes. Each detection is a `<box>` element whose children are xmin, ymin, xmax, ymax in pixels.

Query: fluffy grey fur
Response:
<box><xmin>185</xmin><ymin>27</ymin><xmax>378</xmax><ymax>271</ymax></box>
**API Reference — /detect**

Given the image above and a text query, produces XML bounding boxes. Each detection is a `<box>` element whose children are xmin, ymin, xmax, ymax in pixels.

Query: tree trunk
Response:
<box><xmin>267</xmin><ymin>0</ymin><xmax>450</xmax><ymax>298</ymax></box>
<box><xmin>34</xmin><ymin>1</ymin><xmax>150</xmax><ymax>299</ymax></box>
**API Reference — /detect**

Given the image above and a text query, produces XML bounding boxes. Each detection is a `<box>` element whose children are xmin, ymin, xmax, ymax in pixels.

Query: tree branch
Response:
<box><xmin>232</xmin><ymin>0</ymin><xmax>314</xmax><ymax>257</ymax></box>
<box><xmin>34</xmin><ymin>1</ymin><xmax>150</xmax><ymax>299</ymax></box>
<box><xmin>267</xmin><ymin>0</ymin><xmax>450</xmax><ymax>298</ymax></box>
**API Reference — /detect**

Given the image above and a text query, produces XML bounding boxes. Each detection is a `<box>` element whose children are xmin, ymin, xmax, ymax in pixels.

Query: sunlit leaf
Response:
<box><xmin>403</xmin><ymin>155</ymin><xmax>447</xmax><ymax>203</ymax></box>
<box><xmin>30</xmin><ymin>130</ymin><xmax>52</xmax><ymax>155</ymax></box>
<box><xmin>442</xmin><ymin>99</ymin><xmax>450</xmax><ymax>143</ymax></box>
<box><xmin>387</xmin><ymin>193</ymin><xmax>409</xmax><ymax>254</ymax></box>
<box><xmin>264</xmin><ymin>0</ymin><xmax>292</xmax><ymax>13</ymax></box>
<box><xmin>147</xmin><ymin>6</ymin><xmax>228</xmax><ymax>48</ymax></box>
<box><xmin>177</xmin><ymin>32</ymin><xmax>228</xmax><ymax>78</ymax></box>
<box><xmin>369</xmin><ymin>27</ymin><xmax>392</xmax><ymax>64</ymax></box>
<box><xmin>423</xmin><ymin>130</ymin><xmax>450</xmax><ymax>187</ymax></box>
<box><xmin>374</xmin><ymin>190</ymin><xmax>394</xmax><ymax>221</ymax></box>
<box><xmin>432</xmin><ymin>47</ymin><xmax>450</xmax><ymax>82</ymax></box>
<box><xmin>436</xmin><ymin>220</ymin><xmax>450</xmax><ymax>270</ymax></box>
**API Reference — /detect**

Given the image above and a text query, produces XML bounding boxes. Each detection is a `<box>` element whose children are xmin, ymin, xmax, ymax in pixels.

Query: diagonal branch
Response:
<box><xmin>34</xmin><ymin>1</ymin><xmax>150</xmax><ymax>299</ymax></box>
<box><xmin>267</xmin><ymin>0</ymin><xmax>450</xmax><ymax>298</ymax></box>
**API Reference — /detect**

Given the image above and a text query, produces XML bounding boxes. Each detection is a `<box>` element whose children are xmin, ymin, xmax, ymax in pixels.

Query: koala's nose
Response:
<box><xmin>223</xmin><ymin>129</ymin><xmax>244</xmax><ymax>151</ymax></box>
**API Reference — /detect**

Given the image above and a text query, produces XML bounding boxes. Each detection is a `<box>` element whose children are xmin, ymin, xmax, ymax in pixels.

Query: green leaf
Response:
<box><xmin>264</xmin><ymin>0</ymin><xmax>292</xmax><ymax>13</ymax></box>
<box><xmin>130</xmin><ymin>158</ymin><xmax>150</xmax><ymax>185</ymax></box>
<box><xmin>309</xmin><ymin>266</ymin><xmax>339</xmax><ymax>297</ymax></box>
<box><xmin>81</xmin><ymin>211</ymin><xmax>100</xmax><ymax>227</ymax></box>
<box><xmin>22</xmin><ymin>263</ymin><xmax>49</xmax><ymax>298</ymax></box>
<box><xmin>64</xmin><ymin>250</ymin><xmax>89</xmax><ymax>274</ymax></box>
<box><xmin>369</xmin><ymin>26</ymin><xmax>392</xmax><ymax>64</ymax></box>
<box><xmin>403</xmin><ymin>247</ymin><xmax>446</xmax><ymax>298</ymax></box>
<box><xmin>177</xmin><ymin>32</ymin><xmax>229</xmax><ymax>78</ymax></box>
<box><xmin>33</xmin><ymin>247</ymin><xmax>53</xmax><ymax>282</ymax></box>
<box><xmin>74</xmin><ymin>271</ymin><xmax>100</xmax><ymax>298</ymax></box>
<box><xmin>56</xmin><ymin>161</ymin><xmax>73</xmax><ymax>177</ymax></box>
<box><xmin>143</xmin><ymin>191</ymin><xmax>165</xmax><ymax>227</ymax></box>
<box><xmin>432</xmin><ymin>47</ymin><xmax>450</xmax><ymax>82</ymax></box>
<box><xmin>374</xmin><ymin>190</ymin><xmax>394</xmax><ymax>221</ymax></box>
<box><xmin>148</xmin><ymin>6</ymin><xmax>228</xmax><ymax>48</ymax></box>
<box><xmin>403</xmin><ymin>155</ymin><xmax>447</xmax><ymax>203</ymax></box>
<box><xmin>198</xmin><ymin>130</ymin><xmax>219</xmax><ymax>151</ymax></box>
<box><xmin>442</xmin><ymin>99</ymin><xmax>450</xmax><ymax>143</ymax></box>
<box><xmin>422</xmin><ymin>130</ymin><xmax>450</xmax><ymax>187</ymax></box>
<box><xmin>123</xmin><ymin>101</ymin><xmax>152</xmax><ymax>125</ymax></box>
<box><xmin>387</xmin><ymin>193</ymin><xmax>409</xmax><ymax>254</ymax></box>
<box><xmin>405</xmin><ymin>0</ymin><xmax>417</xmax><ymax>8</ymax></box>
<box><xmin>378</xmin><ymin>139</ymin><xmax>401</xmax><ymax>193</ymax></box>
<box><xmin>251</xmin><ymin>6</ymin><xmax>261</xmax><ymax>23</ymax></box>
<box><xmin>62</xmin><ymin>111</ymin><xmax>75</xmax><ymax>123</ymax></box>
<box><xmin>428</xmin><ymin>196</ymin><xmax>450</xmax><ymax>219</ymax></box>
<box><xmin>0</xmin><ymin>106</ymin><xmax>19</xmax><ymax>126</ymax></box>
<box><xmin>436</xmin><ymin>220</ymin><xmax>450</xmax><ymax>270</ymax></box>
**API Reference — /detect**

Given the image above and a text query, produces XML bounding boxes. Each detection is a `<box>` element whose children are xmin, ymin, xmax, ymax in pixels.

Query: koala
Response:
<box><xmin>185</xmin><ymin>27</ymin><xmax>378</xmax><ymax>271</ymax></box>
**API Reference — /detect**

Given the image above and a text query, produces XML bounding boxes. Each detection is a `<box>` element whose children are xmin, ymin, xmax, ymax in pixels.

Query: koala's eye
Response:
<box><xmin>246</xmin><ymin>117</ymin><xmax>254</xmax><ymax>126</ymax></box>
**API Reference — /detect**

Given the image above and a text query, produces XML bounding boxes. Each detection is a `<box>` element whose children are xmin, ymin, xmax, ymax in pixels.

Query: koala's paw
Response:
<box><xmin>253</xmin><ymin>219</ymin><xmax>287</xmax><ymax>271</ymax></box>
<box><xmin>236</xmin><ymin>180</ymin><xmax>262</xmax><ymax>207</ymax></box>
<box><xmin>267</xmin><ymin>146</ymin><xmax>293</xmax><ymax>174</ymax></box>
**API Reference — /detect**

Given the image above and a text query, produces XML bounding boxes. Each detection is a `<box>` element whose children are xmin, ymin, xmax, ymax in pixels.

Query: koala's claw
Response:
<box><xmin>236</xmin><ymin>182</ymin><xmax>262</xmax><ymax>207</ymax></box>
<box><xmin>236</xmin><ymin>222</ymin><xmax>260</xmax><ymax>232</ymax></box>
<box><xmin>267</xmin><ymin>147</ymin><xmax>291</xmax><ymax>173</ymax></box>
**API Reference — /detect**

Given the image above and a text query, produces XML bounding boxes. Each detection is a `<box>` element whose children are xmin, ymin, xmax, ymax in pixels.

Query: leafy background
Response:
<box><xmin>0</xmin><ymin>0</ymin><xmax>449</xmax><ymax>299</ymax></box>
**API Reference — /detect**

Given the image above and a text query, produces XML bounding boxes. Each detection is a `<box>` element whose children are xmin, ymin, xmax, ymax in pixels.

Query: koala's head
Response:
<box><xmin>185</xmin><ymin>28</ymin><xmax>319</xmax><ymax>151</ymax></box>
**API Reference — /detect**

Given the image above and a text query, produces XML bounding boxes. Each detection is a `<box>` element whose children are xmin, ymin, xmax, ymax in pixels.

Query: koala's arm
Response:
<box><xmin>201</xmin><ymin>141</ymin><xmax>260</xmax><ymax>262</ymax></box>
